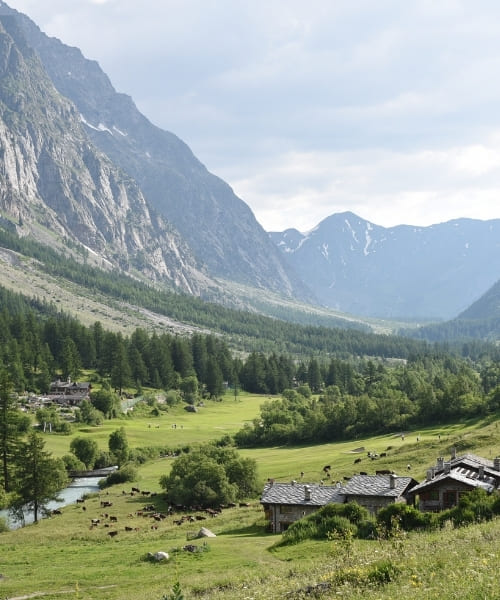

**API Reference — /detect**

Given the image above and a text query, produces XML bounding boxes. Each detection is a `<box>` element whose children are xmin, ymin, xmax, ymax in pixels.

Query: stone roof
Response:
<box><xmin>444</xmin><ymin>454</ymin><xmax>498</xmax><ymax>473</ymax></box>
<box><xmin>408</xmin><ymin>467</ymin><xmax>497</xmax><ymax>496</ymax></box>
<box><xmin>342</xmin><ymin>474</ymin><xmax>416</xmax><ymax>498</ymax></box>
<box><xmin>260</xmin><ymin>482</ymin><xmax>344</xmax><ymax>507</ymax></box>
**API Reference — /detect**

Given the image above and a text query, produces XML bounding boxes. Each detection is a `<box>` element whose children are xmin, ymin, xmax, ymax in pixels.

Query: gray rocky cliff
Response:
<box><xmin>0</xmin><ymin>12</ymin><xmax>211</xmax><ymax>294</ymax></box>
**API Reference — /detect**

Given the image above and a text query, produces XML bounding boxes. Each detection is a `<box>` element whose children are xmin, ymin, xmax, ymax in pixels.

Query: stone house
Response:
<box><xmin>407</xmin><ymin>452</ymin><xmax>500</xmax><ymax>512</ymax></box>
<box><xmin>342</xmin><ymin>473</ymin><xmax>418</xmax><ymax>514</ymax></box>
<box><xmin>260</xmin><ymin>481</ymin><xmax>344</xmax><ymax>533</ymax></box>
<box><xmin>260</xmin><ymin>473</ymin><xmax>417</xmax><ymax>532</ymax></box>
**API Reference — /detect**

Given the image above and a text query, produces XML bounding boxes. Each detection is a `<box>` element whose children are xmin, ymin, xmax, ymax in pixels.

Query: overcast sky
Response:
<box><xmin>7</xmin><ymin>0</ymin><xmax>500</xmax><ymax>232</ymax></box>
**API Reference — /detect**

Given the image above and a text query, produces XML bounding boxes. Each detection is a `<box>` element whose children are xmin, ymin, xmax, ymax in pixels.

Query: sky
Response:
<box><xmin>6</xmin><ymin>0</ymin><xmax>500</xmax><ymax>232</ymax></box>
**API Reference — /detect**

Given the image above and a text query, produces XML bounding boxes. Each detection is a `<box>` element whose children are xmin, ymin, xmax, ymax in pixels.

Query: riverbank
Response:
<box><xmin>0</xmin><ymin>476</ymin><xmax>101</xmax><ymax>530</ymax></box>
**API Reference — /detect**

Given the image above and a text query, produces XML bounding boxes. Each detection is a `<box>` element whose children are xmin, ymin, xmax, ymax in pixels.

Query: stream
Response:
<box><xmin>0</xmin><ymin>476</ymin><xmax>101</xmax><ymax>530</ymax></box>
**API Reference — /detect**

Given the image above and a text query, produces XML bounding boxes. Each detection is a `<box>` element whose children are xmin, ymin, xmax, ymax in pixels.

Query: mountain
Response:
<box><xmin>0</xmin><ymin>1</ymin><xmax>311</xmax><ymax>303</ymax></box>
<box><xmin>0</xmin><ymin>10</ymin><xmax>213</xmax><ymax>294</ymax></box>
<box><xmin>270</xmin><ymin>212</ymin><xmax>500</xmax><ymax>320</ymax></box>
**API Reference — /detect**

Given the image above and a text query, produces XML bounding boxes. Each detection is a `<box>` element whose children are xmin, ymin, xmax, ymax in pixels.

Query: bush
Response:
<box><xmin>357</xmin><ymin>518</ymin><xmax>378</xmax><ymax>539</ymax></box>
<box><xmin>61</xmin><ymin>453</ymin><xmax>86</xmax><ymax>473</ymax></box>
<box><xmin>0</xmin><ymin>516</ymin><xmax>9</xmax><ymax>533</ymax></box>
<box><xmin>98</xmin><ymin>464</ymin><xmax>137</xmax><ymax>489</ymax></box>
<box><xmin>377</xmin><ymin>503</ymin><xmax>434</xmax><ymax>532</ymax></box>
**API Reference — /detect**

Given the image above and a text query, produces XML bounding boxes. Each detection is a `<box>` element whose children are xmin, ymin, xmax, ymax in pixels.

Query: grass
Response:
<box><xmin>1</xmin><ymin>396</ymin><xmax>499</xmax><ymax>599</ymax></box>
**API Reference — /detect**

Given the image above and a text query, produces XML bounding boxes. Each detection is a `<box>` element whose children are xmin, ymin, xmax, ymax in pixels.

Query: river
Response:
<box><xmin>0</xmin><ymin>476</ymin><xmax>101</xmax><ymax>530</ymax></box>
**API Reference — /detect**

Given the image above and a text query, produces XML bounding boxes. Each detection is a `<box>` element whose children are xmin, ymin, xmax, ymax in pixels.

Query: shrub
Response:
<box><xmin>377</xmin><ymin>503</ymin><xmax>434</xmax><ymax>532</ymax></box>
<box><xmin>357</xmin><ymin>518</ymin><xmax>378</xmax><ymax>539</ymax></box>
<box><xmin>0</xmin><ymin>516</ymin><xmax>9</xmax><ymax>533</ymax></box>
<box><xmin>61</xmin><ymin>453</ymin><xmax>86</xmax><ymax>473</ymax></box>
<box><xmin>98</xmin><ymin>464</ymin><xmax>137</xmax><ymax>489</ymax></box>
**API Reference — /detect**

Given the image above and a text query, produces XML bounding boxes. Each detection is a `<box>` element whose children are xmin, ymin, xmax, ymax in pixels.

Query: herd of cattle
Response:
<box><xmin>50</xmin><ymin>486</ymin><xmax>251</xmax><ymax>541</ymax></box>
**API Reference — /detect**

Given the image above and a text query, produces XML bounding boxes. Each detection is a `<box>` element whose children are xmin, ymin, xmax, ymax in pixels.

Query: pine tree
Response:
<box><xmin>0</xmin><ymin>370</ymin><xmax>19</xmax><ymax>492</ymax></box>
<box><xmin>12</xmin><ymin>431</ymin><xmax>67</xmax><ymax>523</ymax></box>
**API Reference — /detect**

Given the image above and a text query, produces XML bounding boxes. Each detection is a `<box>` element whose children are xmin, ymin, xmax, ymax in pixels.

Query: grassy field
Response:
<box><xmin>1</xmin><ymin>394</ymin><xmax>500</xmax><ymax>600</ymax></box>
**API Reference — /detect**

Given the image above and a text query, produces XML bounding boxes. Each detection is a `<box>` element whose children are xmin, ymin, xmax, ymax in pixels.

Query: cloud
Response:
<box><xmin>6</xmin><ymin>0</ymin><xmax>500</xmax><ymax>231</ymax></box>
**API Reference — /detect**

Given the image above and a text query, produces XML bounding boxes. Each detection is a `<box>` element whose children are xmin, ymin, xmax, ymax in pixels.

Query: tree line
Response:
<box><xmin>234</xmin><ymin>354</ymin><xmax>500</xmax><ymax>446</ymax></box>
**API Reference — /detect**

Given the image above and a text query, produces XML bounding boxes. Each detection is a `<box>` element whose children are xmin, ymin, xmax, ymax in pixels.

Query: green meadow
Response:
<box><xmin>1</xmin><ymin>393</ymin><xmax>499</xmax><ymax>600</ymax></box>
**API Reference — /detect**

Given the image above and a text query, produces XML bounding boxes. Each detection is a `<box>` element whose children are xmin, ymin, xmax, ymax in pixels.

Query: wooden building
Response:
<box><xmin>49</xmin><ymin>378</ymin><xmax>91</xmax><ymax>405</ymax></box>
<box><xmin>407</xmin><ymin>453</ymin><xmax>500</xmax><ymax>512</ymax></box>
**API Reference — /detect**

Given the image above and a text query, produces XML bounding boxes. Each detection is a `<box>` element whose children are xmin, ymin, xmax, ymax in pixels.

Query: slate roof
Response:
<box><xmin>434</xmin><ymin>454</ymin><xmax>500</xmax><ymax>477</ymax></box>
<box><xmin>408</xmin><ymin>467</ymin><xmax>497</xmax><ymax>496</ymax></box>
<box><xmin>342</xmin><ymin>474</ymin><xmax>417</xmax><ymax>498</ymax></box>
<box><xmin>260</xmin><ymin>482</ymin><xmax>344</xmax><ymax>507</ymax></box>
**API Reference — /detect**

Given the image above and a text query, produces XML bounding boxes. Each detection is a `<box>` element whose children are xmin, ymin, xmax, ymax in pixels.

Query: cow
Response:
<box><xmin>354</xmin><ymin>458</ymin><xmax>362</xmax><ymax>464</ymax></box>
<box><xmin>108</xmin><ymin>530</ymin><xmax>118</xmax><ymax>538</ymax></box>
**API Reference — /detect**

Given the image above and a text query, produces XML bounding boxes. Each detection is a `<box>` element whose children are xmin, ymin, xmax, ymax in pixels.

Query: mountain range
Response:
<box><xmin>0</xmin><ymin>1</ymin><xmax>499</xmax><ymax>332</ymax></box>
<box><xmin>271</xmin><ymin>213</ymin><xmax>500</xmax><ymax>320</ymax></box>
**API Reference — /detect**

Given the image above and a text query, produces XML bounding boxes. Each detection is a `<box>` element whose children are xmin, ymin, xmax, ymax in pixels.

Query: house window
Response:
<box><xmin>421</xmin><ymin>490</ymin><xmax>439</xmax><ymax>502</ymax></box>
<box><xmin>280</xmin><ymin>505</ymin><xmax>294</xmax><ymax>514</ymax></box>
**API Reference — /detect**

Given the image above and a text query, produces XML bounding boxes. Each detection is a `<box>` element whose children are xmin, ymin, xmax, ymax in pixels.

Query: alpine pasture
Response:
<box><xmin>1</xmin><ymin>391</ymin><xmax>499</xmax><ymax>600</ymax></box>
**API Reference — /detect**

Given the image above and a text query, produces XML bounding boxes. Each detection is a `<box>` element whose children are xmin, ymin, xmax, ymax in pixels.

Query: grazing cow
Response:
<box><xmin>354</xmin><ymin>458</ymin><xmax>362</xmax><ymax>464</ymax></box>
<box><xmin>125</xmin><ymin>526</ymin><xmax>134</xmax><ymax>532</ymax></box>
<box><xmin>131</xmin><ymin>487</ymin><xmax>140</xmax><ymax>493</ymax></box>
<box><xmin>108</xmin><ymin>530</ymin><xmax>118</xmax><ymax>538</ymax></box>
<box><xmin>323</xmin><ymin>465</ymin><xmax>331</xmax><ymax>473</ymax></box>
<box><xmin>76</xmin><ymin>498</ymin><xmax>85</xmax><ymax>504</ymax></box>
<box><xmin>109</xmin><ymin>516</ymin><xmax>118</xmax><ymax>522</ymax></box>
<box><xmin>51</xmin><ymin>509</ymin><xmax>62</xmax><ymax>515</ymax></box>
<box><xmin>91</xmin><ymin>518</ymin><xmax>100</xmax><ymax>526</ymax></box>
<box><xmin>380</xmin><ymin>452</ymin><xmax>387</xmax><ymax>457</ymax></box>
<box><xmin>100</xmin><ymin>501</ymin><xmax>113</xmax><ymax>508</ymax></box>
<box><xmin>82</xmin><ymin>506</ymin><xmax>86</xmax><ymax>511</ymax></box>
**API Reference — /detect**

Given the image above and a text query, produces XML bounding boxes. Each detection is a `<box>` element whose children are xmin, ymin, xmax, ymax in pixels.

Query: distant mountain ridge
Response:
<box><xmin>271</xmin><ymin>212</ymin><xmax>500</xmax><ymax>320</ymax></box>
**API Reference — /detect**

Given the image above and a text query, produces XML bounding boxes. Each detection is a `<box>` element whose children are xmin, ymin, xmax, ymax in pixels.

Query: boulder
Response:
<box><xmin>148</xmin><ymin>551</ymin><xmax>169</xmax><ymax>561</ymax></box>
<box><xmin>197</xmin><ymin>527</ymin><xmax>216</xmax><ymax>538</ymax></box>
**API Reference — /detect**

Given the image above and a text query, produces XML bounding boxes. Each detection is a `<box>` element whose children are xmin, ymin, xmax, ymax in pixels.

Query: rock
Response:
<box><xmin>148</xmin><ymin>551</ymin><xmax>169</xmax><ymax>561</ymax></box>
<box><xmin>197</xmin><ymin>527</ymin><xmax>216</xmax><ymax>538</ymax></box>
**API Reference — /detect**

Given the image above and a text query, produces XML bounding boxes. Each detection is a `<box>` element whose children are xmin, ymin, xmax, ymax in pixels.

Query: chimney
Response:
<box><xmin>390</xmin><ymin>474</ymin><xmax>396</xmax><ymax>489</ymax></box>
<box><xmin>444</xmin><ymin>462</ymin><xmax>451</xmax><ymax>474</ymax></box>
<box><xmin>436</xmin><ymin>457</ymin><xmax>444</xmax><ymax>471</ymax></box>
<box><xmin>478</xmin><ymin>466</ymin><xmax>485</xmax><ymax>480</ymax></box>
<box><xmin>450</xmin><ymin>447</ymin><xmax>457</xmax><ymax>460</ymax></box>
<box><xmin>494</xmin><ymin>457</ymin><xmax>500</xmax><ymax>472</ymax></box>
<box><xmin>426</xmin><ymin>468</ymin><xmax>434</xmax><ymax>481</ymax></box>
<box><xmin>304</xmin><ymin>485</ymin><xmax>311</xmax><ymax>501</ymax></box>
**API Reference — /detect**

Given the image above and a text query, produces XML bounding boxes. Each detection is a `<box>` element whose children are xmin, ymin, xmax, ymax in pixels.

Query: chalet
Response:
<box><xmin>407</xmin><ymin>452</ymin><xmax>500</xmax><ymax>512</ymax></box>
<box><xmin>260</xmin><ymin>481</ymin><xmax>344</xmax><ymax>533</ymax></box>
<box><xmin>49</xmin><ymin>378</ymin><xmax>91</xmax><ymax>406</ymax></box>
<box><xmin>341</xmin><ymin>473</ymin><xmax>418</xmax><ymax>514</ymax></box>
<box><xmin>260</xmin><ymin>473</ymin><xmax>417</xmax><ymax>532</ymax></box>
